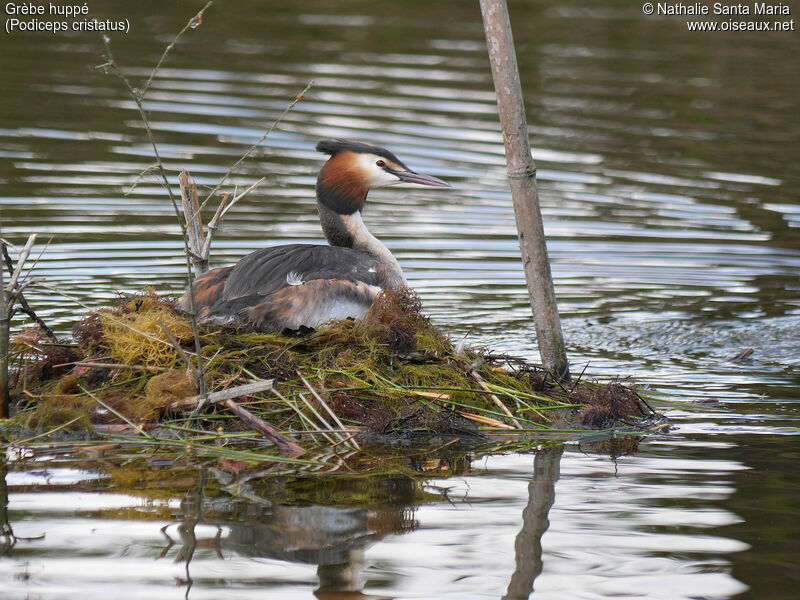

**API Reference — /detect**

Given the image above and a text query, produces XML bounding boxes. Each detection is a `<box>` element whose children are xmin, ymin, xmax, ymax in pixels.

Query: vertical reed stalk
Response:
<box><xmin>479</xmin><ymin>0</ymin><xmax>570</xmax><ymax>381</ymax></box>
<box><xmin>0</xmin><ymin>235</ymin><xmax>8</xmax><ymax>418</ymax></box>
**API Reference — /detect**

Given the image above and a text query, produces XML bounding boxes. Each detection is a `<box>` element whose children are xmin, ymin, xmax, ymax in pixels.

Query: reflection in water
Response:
<box><xmin>0</xmin><ymin>465</ymin><xmax>12</xmax><ymax>555</ymax></box>
<box><xmin>0</xmin><ymin>449</ymin><xmax>573</xmax><ymax>599</ymax></box>
<box><xmin>224</xmin><ymin>506</ymin><xmax>390</xmax><ymax>597</ymax></box>
<box><xmin>503</xmin><ymin>447</ymin><xmax>563</xmax><ymax>600</ymax></box>
<box><xmin>154</xmin><ymin>460</ymin><xmax>425</xmax><ymax>599</ymax></box>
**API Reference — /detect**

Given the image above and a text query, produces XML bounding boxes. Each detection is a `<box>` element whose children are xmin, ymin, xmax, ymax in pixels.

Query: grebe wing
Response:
<box><xmin>221</xmin><ymin>244</ymin><xmax>388</xmax><ymax>300</ymax></box>
<box><xmin>184</xmin><ymin>244</ymin><xmax>390</xmax><ymax>330</ymax></box>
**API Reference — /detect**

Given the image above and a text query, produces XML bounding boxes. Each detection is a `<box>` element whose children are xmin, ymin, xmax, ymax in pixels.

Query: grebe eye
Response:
<box><xmin>375</xmin><ymin>160</ymin><xmax>385</xmax><ymax>167</ymax></box>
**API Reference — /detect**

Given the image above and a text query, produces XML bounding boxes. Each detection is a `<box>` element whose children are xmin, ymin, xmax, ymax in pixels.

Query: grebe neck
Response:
<box><xmin>317</xmin><ymin>202</ymin><xmax>405</xmax><ymax>286</ymax></box>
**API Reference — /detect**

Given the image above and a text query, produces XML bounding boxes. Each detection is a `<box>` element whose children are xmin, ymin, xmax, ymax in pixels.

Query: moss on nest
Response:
<box><xmin>97</xmin><ymin>291</ymin><xmax>194</xmax><ymax>368</ymax></box>
<box><xmin>6</xmin><ymin>287</ymin><xmax>665</xmax><ymax>449</ymax></box>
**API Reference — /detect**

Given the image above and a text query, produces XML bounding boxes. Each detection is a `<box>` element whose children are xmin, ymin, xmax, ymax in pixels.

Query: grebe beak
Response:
<box><xmin>389</xmin><ymin>169</ymin><xmax>452</xmax><ymax>188</ymax></box>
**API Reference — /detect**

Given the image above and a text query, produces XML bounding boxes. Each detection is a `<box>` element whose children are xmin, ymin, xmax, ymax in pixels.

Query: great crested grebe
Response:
<box><xmin>180</xmin><ymin>139</ymin><xmax>451</xmax><ymax>331</ymax></box>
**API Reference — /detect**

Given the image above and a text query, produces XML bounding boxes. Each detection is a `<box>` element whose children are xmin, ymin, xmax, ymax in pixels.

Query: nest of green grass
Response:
<box><xmin>5</xmin><ymin>288</ymin><xmax>666</xmax><ymax>455</ymax></box>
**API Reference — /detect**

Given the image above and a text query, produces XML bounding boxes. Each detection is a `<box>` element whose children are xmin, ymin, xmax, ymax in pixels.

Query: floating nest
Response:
<box><xmin>4</xmin><ymin>288</ymin><xmax>666</xmax><ymax>454</ymax></box>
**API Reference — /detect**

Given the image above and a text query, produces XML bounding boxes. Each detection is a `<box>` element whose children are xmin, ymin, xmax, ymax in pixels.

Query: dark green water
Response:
<box><xmin>1</xmin><ymin>1</ymin><xmax>798</xmax><ymax>598</ymax></box>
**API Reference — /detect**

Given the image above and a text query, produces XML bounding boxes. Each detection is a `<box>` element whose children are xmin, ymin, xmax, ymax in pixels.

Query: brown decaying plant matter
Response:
<box><xmin>5</xmin><ymin>288</ymin><xmax>663</xmax><ymax>457</ymax></box>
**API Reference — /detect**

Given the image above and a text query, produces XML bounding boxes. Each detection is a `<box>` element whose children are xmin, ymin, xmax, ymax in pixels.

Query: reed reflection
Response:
<box><xmin>504</xmin><ymin>445</ymin><xmax>563</xmax><ymax>600</ymax></box>
<box><xmin>0</xmin><ymin>464</ymin><xmax>12</xmax><ymax>556</ymax></box>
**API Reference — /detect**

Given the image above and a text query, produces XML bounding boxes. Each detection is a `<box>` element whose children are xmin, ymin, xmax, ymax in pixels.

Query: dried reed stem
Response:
<box><xmin>296</xmin><ymin>392</ymin><xmax>341</xmax><ymax>446</ymax></box>
<box><xmin>224</xmin><ymin>398</ymin><xmax>306</xmax><ymax>457</ymax></box>
<box><xmin>471</xmin><ymin>368</ymin><xmax>522</xmax><ymax>428</ymax></box>
<box><xmin>169</xmin><ymin>379</ymin><xmax>274</xmax><ymax>411</ymax></box>
<box><xmin>297</xmin><ymin>371</ymin><xmax>360</xmax><ymax>450</ymax></box>
<box><xmin>1</xmin><ymin>242</ymin><xmax>54</xmax><ymax>339</ymax></box>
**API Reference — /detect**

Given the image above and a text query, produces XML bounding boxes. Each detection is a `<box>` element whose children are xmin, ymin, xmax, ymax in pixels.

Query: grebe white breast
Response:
<box><xmin>180</xmin><ymin>139</ymin><xmax>451</xmax><ymax>331</ymax></box>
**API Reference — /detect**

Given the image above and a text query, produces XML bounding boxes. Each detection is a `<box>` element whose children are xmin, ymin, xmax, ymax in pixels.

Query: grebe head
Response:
<box><xmin>315</xmin><ymin>139</ymin><xmax>450</xmax><ymax>215</ymax></box>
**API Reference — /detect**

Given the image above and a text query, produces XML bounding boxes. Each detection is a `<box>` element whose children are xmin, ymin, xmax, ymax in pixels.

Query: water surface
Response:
<box><xmin>1</xmin><ymin>1</ymin><xmax>798</xmax><ymax>598</ymax></box>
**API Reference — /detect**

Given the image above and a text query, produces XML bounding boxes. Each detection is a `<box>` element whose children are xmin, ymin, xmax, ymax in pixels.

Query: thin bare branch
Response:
<box><xmin>224</xmin><ymin>398</ymin><xmax>306</xmax><ymax>457</ymax></box>
<box><xmin>157</xmin><ymin>318</ymin><xmax>200</xmax><ymax>383</ymax></box>
<box><xmin>5</xmin><ymin>234</ymin><xmax>35</xmax><ymax>293</ymax></box>
<box><xmin>140</xmin><ymin>2</ymin><xmax>213</xmax><ymax>99</ymax></box>
<box><xmin>124</xmin><ymin>163</ymin><xmax>160</xmax><ymax>196</ymax></box>
<box><xmin>200</xmin><ymin>177</ymin><xmax>265</xmax><ymax>259</ymax></box>
<box><xmin>16</xmin><ymin>236</ymin><xmax>51</xmax><ymax>291</ymax></box>
<box><xmin>196</xmin><ymin>81</ymin><xmax>313</xmax><ymax>216</ymax></box>
<box><xmin>101</xmin><ymin>35</ymin><xmax>208</xmax><ymax>399</ymax></box>
<box><xmin>1</xmin><ymin>242</ymin><xmax>55</xmax><ymax>339</ymax></box>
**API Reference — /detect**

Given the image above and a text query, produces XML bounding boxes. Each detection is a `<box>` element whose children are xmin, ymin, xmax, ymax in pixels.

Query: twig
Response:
<box><xmin>224</xmin><ymin>398</ymin><xmax>306</xmax><ymax>457</ymax></box>
<box><xmin>140</xmin><ymin>2</ymin><xmax>213</xmax><ymax>99</ymax></box>
<box><xmin>124</xmin><ymin>163</ymin><xmax>160</xmax><ymax>196</ymax></box>
<box><xmin>157</xmin><ymin>318</ymin><xmax>202</xmax><ymax>388</ymax></box>
<box><xmin>200</xmin><ymin>177</ymin><xmax>265</xmax><ymax>259</ymax></box>
<box><xmin>16</xmin><ymin>236</ymin><xmax>52</xmax><ymax>289</ymax></box>
<box><xmin>4</xmin><ymin>234</ymin><xmax>35</xmax><ymax>294</ymax></box>
<box><xmin>470</xmin><ymin>368</ymin><xmax>522</xmax><ymax>429</ymax></box>
<box><xmin>297</xmin><ymin>370</ymin><xmax>360</xmax><ymax>450</ymax></box>
<box><xmin>196</xmin><ymin>81</ymin><xmax>314</xmax><ymax>215</ymax></box>
<box><xmin>633</xmin><ymin>389</ymin><xmax>657</xmax><ymax>415</ymax></box>
<box><xmin>569</xmin><ymin>362</ymin><xmax>590</xmax><ymax>395</ymax></box>
<box><xmin>169</xmin><ymin>379</ymin><xmax>274</xmax><ymax>410</ymax></box>
<box><xmin>1</xmin><ymin>233</ymin><xmax>45</xmax><ymax>416</ymax></box>
<box><xmin>1</xmin><ymin>240</ymin><xmax>55</xmax><ymax>339</ymax></box>
<box><xmin>99</xmin><ymin>35</ymin><xmax>208</xmax><ymax>400</ymax></box>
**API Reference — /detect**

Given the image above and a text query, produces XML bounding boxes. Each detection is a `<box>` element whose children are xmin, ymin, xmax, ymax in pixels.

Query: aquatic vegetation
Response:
<box><xmin>2</xmin><ymin>288</ymin><xmax>664</xmax><ymax>462</ymax></box>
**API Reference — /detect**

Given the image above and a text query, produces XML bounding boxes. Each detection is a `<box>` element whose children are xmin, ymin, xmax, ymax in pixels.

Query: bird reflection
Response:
<box><xmin>161</xmin><ymin>459</ymin><xmax>469</xmax><ymax>598</ymax></box>
<box><xmin>155</xmin><ymin>449</ymin><xmax>569</xmax><ymax>598</ymax></box>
